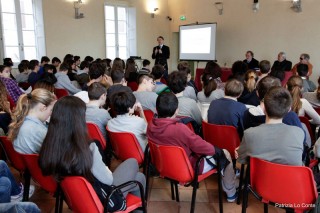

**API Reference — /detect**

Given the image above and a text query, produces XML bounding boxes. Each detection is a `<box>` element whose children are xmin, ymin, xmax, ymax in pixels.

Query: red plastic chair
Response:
<box><xmin>299</xmin><ymin>116</ymin><xmax>315</xmax><ymax>144</ymax></box>
<box><xmin>7</xmin><ymin>95</ymin><xmax>15</xmax><ymax>110</ymax></box>
<box><xmin>242</xmin><ymin>157</ymin><xmax>318</xmax><ymax>213</ymax></box>
<box><xmin>106</xmin><ymin>127</ymin><xmax>144</xmax><ymax>165</ymax></box>
<box><xmin>54</xmin><ymin>88</ymin><xmax>69</xmax><ymax>99</ymax></box>
<box><xmin>147</xmin><ymin>140</ymin><xmax>223</xmax><ymax>213</ymax></box>
<box><xmin>87</xmin><ymin>123</ymin><xmax>107</xmax><ymax>150</ymax></box>
<box><xmin>143</xmin><ymin>110</ymin><xmax>154</xmax><ymax>123</ymax></box>
<box><xmin>61</xmin><ymin>176</ymin><xmax>146</xmax><ymax>213</ymax></box>
<box><xmin>0</xmin><ymin>136</ymin><xmax>25</xmax><ymax>173</ymax></box>
<box><xmin>127</xmin><ymin>81</ymin><xmax>138</xmax><ymax>91</ymax></box>
<box><xmin>281</xmin><ymin>71</ymin><xmax>293</xmax><ymax>87</ymax></box>
<box><xmin>202</xmin><ymin>121</ymin><xmax>240</xmax><ymax>159</ymax></box>
<box><xmin>20</xmin><ymin>154</ymin><xmax>62</xmax><ymax>213</ymax></box>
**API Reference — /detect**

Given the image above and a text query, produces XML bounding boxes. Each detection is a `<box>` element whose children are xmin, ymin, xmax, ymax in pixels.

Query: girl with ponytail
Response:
<box><xmin>8</xmin><ymin>88</ymin><xmax>56</xmax><ymax>154</ymax></box>
<box><xmin>197</xmin><ymin>73</ymin><xmax>224</xmax><ymax>103</ymax></box>
<box><xmin>238</xmin><ymin>70</ymin><xmax>260</xmax><ymax>106</ymax></box>
<box><xmin>287</xmin><ymin>76</ymin><xmax>320</xmax><ymax>125</ymax></box>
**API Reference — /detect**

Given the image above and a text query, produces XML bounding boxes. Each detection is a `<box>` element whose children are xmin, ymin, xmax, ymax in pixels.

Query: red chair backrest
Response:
<box><xmin>7</xmin><ymin>95</ymin><xmax>15</xmax><ymax>110</ymax></box>
<box><xmin>202</xmin><ymin>121</ymin><xmax>240</xmax><ymax>159</ymax></box>
<box><xmin>148</xmin><ymin>140</ymin><xmax>194</xmax><ymax>183</ymax></box>
<box><xmin>106</xmin><ymin>127</ymin><xmax>144</xmax><ymax>165</ymax></box>
<box><xmin>281</xmin><ymin>71</ymin><xmax>293</xmax><ymax>87</ymax></box>
<box><xmin>250</xmin><ymin>157</ymin><xmax>318</xmax><ymax>211</ymax></box>
<box><xmin>143</xmin><ymin>110</ymin><xmax>154</xmax><ymax>123</ymax></box>
<box><xmin>20</xmin><ymin>154</ymin><xmax>57</xmax><ymax>194</ymax></box>
<box><xmin>61</xmin><ymin>176</ymin><xmax>103</xmax><ymax>213</ymax></box>
<box><xmin>299</xmin><ymin>116</ymin><xmax>315</xmax><ymax>143</ymax></box>
<box><xmin>87</xmin><ymin>123</ymin><xmax>107</xmax><ymax>150</ymax></box>
<box><xmin>127</xmin><ymin>81</ymin><xmax>138</xmax><ymax>91</ymax></box>
<box><xmin>54</xmin><ymin>88</ymin><xmax>69</xmax><ymax>99</ymax></box>
<box><xmin>0</xmin><ymin>136</ymin><xmax>25</xmax><ymax>172</ymax></box>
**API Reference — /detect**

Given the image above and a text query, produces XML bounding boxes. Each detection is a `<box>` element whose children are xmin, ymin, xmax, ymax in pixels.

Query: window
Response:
<box><xmin>0</xmin><ymin>0</ymin><xmax>45</xmax><ymax>63</ymax></box>
<box><xmin>104</xmin><ymin>4</ymin><xmax>136</xmax><ymax>59</ymax></box>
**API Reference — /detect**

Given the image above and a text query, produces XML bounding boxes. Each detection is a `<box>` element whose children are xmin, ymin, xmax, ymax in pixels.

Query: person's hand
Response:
<box><xmin>234</xmin><ymin>147</ymin><xmax>239</xmax><ymax>159</ymax></box>
<box><xmin>104</xmin><ymin>74</ymin><xmax>113</xmax><ymax>86</ymax></box>
<box><xmin>134</xmin><ymin>102</ymin><xmax>143</xmax><ymax>112</ymax></box>
<box><xmin>159</xmin><ymin>49</ymin><xmax>162</xmax><ymax>54</ymax></box>
<box><xmin>154</xmin><ymin>48</ymin><xmax>158</xmax><ymax>54</ymax></box>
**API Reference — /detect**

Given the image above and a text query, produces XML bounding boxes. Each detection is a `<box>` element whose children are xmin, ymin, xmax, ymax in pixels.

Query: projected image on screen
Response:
<box><xmin>181</xmin><ymin>27</ymin><xmax>211</xmax><ymax>54</ymax></box>
<box><xmin>179</xmin><ymin>23</ymin><xmax>216</xmax><ymax>61</ymax></box>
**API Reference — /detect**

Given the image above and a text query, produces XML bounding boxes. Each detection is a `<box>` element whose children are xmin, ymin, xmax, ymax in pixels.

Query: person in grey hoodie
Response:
<box><xmin>54</xmin><ymin>62</ymin><xmax>81</xmax><ymax>95</ymax></box>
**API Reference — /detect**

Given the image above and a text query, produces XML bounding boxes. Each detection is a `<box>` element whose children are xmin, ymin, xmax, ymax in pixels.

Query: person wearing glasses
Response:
<box><xmin>292</xmin><ymin>53</ymin><xmax>313</xmax><ymax>77</ymax></box>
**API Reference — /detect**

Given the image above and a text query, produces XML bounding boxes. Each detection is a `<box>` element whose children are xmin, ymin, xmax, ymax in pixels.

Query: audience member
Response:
<box><xmin>51</xmin><ymin>57</ymin><xmax>61</xmax><ymax>69</ymax></box>
<box><xmin>54</xmin><ymin>62</ymin><xmax>81</xmax><ymax>95</ymax></box>
<box><xmin>86</xmin><ymin>83</ymin><xmax>111</xmax><ymax>139</ymax></box>
<box><xmin>15</xmin><ymin>62</ymin><xmax>29</xmax><ymax>83</ymax></box>
<box><xmin>167</xmin><ymin>71</ymin><xmax>202</xmax><ymax>125</ymax></box>
<box><xmin>243</xmin><ymin>50</ymin><xmax>259</xmax><ymax>70</ymax></box>
<box><xmin>38</xmin><ymin>56</ymin><xmax>50</xmax><ymax>75</ymax></box>
<box><xmin>28</xmin><ymin>60</ymin><xmax>41</xmax><ymax>85</ymax></box>
<box><xmin>237</xmin><ymin>70</ymin><xmax>259</xmax><ymax>106</ymax></box>
<box><xmin>125</xmin><ymin>58</ymin><xmax>138</xmax><ymax>83</ymax></box>
<box><xmin>0</xmin><ymin>80</ymin><xmax>12</xmax><ymax>134</ymax></box>
<box><xmin>178</xmin><ymin>61</ymin><xmax>198</xmax><ymax>96</ymax></box>
<box><xmin>271</xmin><ymin>51</ymin><xmax>292</xmax><ymax>71</ymax></box>
<box><xmin>39</xmin><ymin>96</ymin><xmax>145</xmax><ymax>211</ymax></box>
<box><xmin>230</xmin><ymin>60</ymin><xmax>247</xmax><ymax>82</ymax></box>
<box><xmin>292</xmin><ymin>53</ymin><xmax>313</xmax><ymax>77</ymax></box>
<box><xmin>63</xmin><ymin>54</ymin><xmax>74</xmax><ymax>63</ymax></box>
<box><xmin>236</xmin><ymin>86</ymin><xmax>304</xmax><ymax>166</ymax></box>
<box><xmin>133</xmin><ymin>74</ymin><xmax>158</xmax><ymax>113</ymax></box>
<box><xmin>147</xmin><ymin>93</ymin><xmax>238</xmax><ymax>202</ymax></box>
<box><xmin>84</xmin><ymin>55</ymin><xmax>94</xmax><ymax>64</ymax></box>
<box><xmin>297</xmin><ymin>63</ymin><xmax>316</xmax><ymax>92</ymax></box>
<box><xmin>256</xmin><ymin>60</ymin><xmax>271</xmax><ymax>84</ymax></box>
<box><xmin>33</xmin><ymin>80</ymin><xmax>55</xmax><ymax>93</ymax></box>
<box><xmin>203</xmin><ymin>61</ymin><xmax>224</xmax><ymax>89</ymax></box>
<box><xmin>208</xmin><ymin>79</ymin><xmax>246</xmax><ymax>137</ymax></box>
<box><xmin>66</xmin><ymin>59</ymin><xmax>77</xmax><ymax>81</ymax></box>
<box><xmin>151</xmin><ymin>65</ymin><xmax>169</xmax><ymax>94</ymax></box>
<box><xmin>287</xmin><ymin>76</ymin><xmax>320</xmax><ymax>125</ymax></box>
<box><xmin>111</xmin><ymin>58</ymin><xmax>124</xmax><ymax>72</ymax></box>
<box><xmin>76</xmin><ymin>60</ymin><xmax>90</xmax><ymax>88</ymax></box>
<box><xmin>74</xmin><ymin>55</ymin><xmax>81</xmax><ymax>70</ymax></box>
<box><xmin>107</xmin><ymin>92</ymin><xmax>147</xmax><ymax>151</ymax></box>
<box><xmin>138</xmin><ymin>59</ymin><xmax>151</xmax><ymax>74</ymax></box>
<box><xmin>303</xmin><ymin>77</ymin><xmax>320</xmax><ymax>108</ymax></box>
<box><xmin>0</xmin><ymin>65</ymin><xmax>23</xmax><ymax>103</ymax></box>
<box><xmin>41</xmin><ymin>64</ymin><xmax>57</xmax><ymax>85</ymax></box>
<box><xmin>197</xmin><ymin>73</ymin><xmax>224</xmax><ymax>103</ymax></box>
<box><xmin>9</xmin><ymin>88</ymin><xmax>56</xmax><ymax>154</ymax></box>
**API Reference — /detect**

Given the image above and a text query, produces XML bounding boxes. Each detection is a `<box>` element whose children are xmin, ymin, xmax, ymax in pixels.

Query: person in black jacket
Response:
<box><xmin>271</xmin><ymin>52</ymin><xmax>292</xmax><ymax>72</ymax></box>
<box><xmin>243</xmin><ymin>50</ymin><xmax>259</xmax><ymax>70</ymax></box>
<box><xmin>152</xmin><ymin>36</ymin><xmax>170</xmax><ymax>78</ymax></box>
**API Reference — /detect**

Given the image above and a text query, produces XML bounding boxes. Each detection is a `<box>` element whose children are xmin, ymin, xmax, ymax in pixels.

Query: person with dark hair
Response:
<box><xmin>76</xmin><ymin>60</ymin><xmax>90</xmax><ymax>88</ymax></box>
<box><xmin>167</xmin><ymin>71</ymin><xmax>202</xmax><ymax>125</ymax></box>
<box><xmin>203</xmin><ymin>61</ymin><xmax>224</xmax><ymax>89</ymax></box>
<box><xmin>107</xmin><ymin>70</ymin><xmax>132</xmax><ymax>110</ymax></box>
<box><xmin>152</xmin><ymin>36</ymin><xmax>170</xmax><ymax>79</ymax></box>
<box><xmin>230</xmin><ymin>61</ymin><xmax>247</xmax><ymax>82</ymax></box>
<box><xmin>269</xmin><ymin>69</ymin><xmax>285</xmax><ymax>82</ymax></box>
<box><xmin>147</xmin><ymin>92</ymin><xmax>238</xmax><ymax>202</ymax></box>
<box><xmin>237</xmin><ymin>70</ymin><xmax>260</xmax><ymax>106</ymax></box>
<box><xmin>9</xmin><ymin>88</ymin><xmax>56</xmax><ymax>154</ymax></box>
<box><xmin>297</xmin><ymin>63</ymin><xmax>316</xmax><ymax>93</ymax></box>
<box><xmin>74</xmin><ymin>56</ymin><xmax>81</xmax><ymax>69</ymax></box>
<box><xmin>28</xmin><ymin>59</ymin><xmax>41</xmax><ymax>85</ymax></box>
<box><xmin>243</xmin><ymin>50</ymin><xmax>259</xmax><ymax>70</ymax></box>
<box><xmin>208</xmin><ymin>79</ymin><xmax>246</xmax><ymax>137</ymax></box>
<box><xmin>256</xmin><ymin>60</ymin><xmax>271</xmax><ymax>84</ymax></box>
<box><xmin>86</xmin><ymin>83</ymin><xmax>111</xmax><ymax>138</ymax></box>
<box><xmin>197</xmin><ymin>73</ymin><xmax>224</xmax><ymax>103</ymax></box>
<box><xmin>271</xmin><ymin>52</ymin><xmax>292</xmax><ymax>72</ymax></box>
<box><xmin>3</xmin><ymin>58</ymin><xmax>15</xmax><ymax>80</ymax></box>
<box><xmin>84</xmin><ymin>55</ymin><xmax>94</xmax><ymax>63</ymax></box>
<box><xmin>54</xmin><ymin>62</ymin><xmax>81</xmax><ymax>95</ymax></box>
<box><xmin>236</xmin><ymin>86</ymin><xmax>304</xmax><ymax>166</ymax></box>
<box><xmin>51</xmin><ymin>57</ymin><xmax>61</xmax><ymax>68</ymax></box>
<box><xmin>111</xmin><ymin>58</ymin><xmax>124</xmax><ymax>72</ymax></box>
<box><xmin>133</xmin><ymin>74</ymin><xmax>158</xmax><ymax>113</ymax></box>
<box><xmin>178</xmin><ymin>67</ymin><xmax>197</xmax><ymax>100</ymax></box>
<box><xmin>38</xmin><ymin>56</ymin><xmax>50</xmax><ymax>76</ymax></box>
<box><xmin>138</xmin><ymin>59</ymin><xmax>151</xmax><ymax>74</ymax></box>
<box><xmin>66</xmin><ymin>59</ymin><xmax>77</xmax><ymax>81</ymax></box>
<box><xmin>303</xmin><ymin>77</ymin><xmax>320</xmax><ymax>108</ymax></box>
<box><xmin>151</xmin><ymin>65</ymin><xmax>169</xmax><ymax>94</ymax></box>
<box><xmin>15</xmin><ymin>62</ymin><xmax>29</xmax><ymax>83</ymax></box>
<box><xmin>0</xmin><ymin>65</ymin><xmax>23</xmax><ymax>103</ymax></box>
<box><xmin>125</xmin><ymin>58</ymin><xmax>138</xmax><ymax>83</ymax></box>
<box><xmin>40</xmin><ymin>64</ymin><xmax>57</xmax><ymax>85</ymax></box>
<box><xmin>292</xmin><ymin>53</ymin><xmax>313</xmax><ymax>77</ymax></box>
<box><xmin>108</xmin><ymin>92</ymin><xmax>147</xmax><ymax>151</ymax></box>
<box><xmin>39</xmin><ymin>96</ymin><xmax>145</xmax><ymax>210</ymax></box>
<box><xmin>63</xmin><ymin>54</ymin><xmax>74</xmax><ymax>63</ymax></box>
<box><xmin>33</xmin><ymin>80</ymin><xmax>55</xmax><ymax>93</ymax></box>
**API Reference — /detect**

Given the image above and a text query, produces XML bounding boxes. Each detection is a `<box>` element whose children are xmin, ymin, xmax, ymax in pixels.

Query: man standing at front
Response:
<box><xmin>152</xmin><ymin>36</ymin><xmax>170</xmax><ymax>79</ymax></box>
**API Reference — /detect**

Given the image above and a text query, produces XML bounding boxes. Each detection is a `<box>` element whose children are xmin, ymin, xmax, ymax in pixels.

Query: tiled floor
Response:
<box><xmin>15</xmin><ymin>160</ymin><xmax>286</xmax><ymax>213</ymax></box>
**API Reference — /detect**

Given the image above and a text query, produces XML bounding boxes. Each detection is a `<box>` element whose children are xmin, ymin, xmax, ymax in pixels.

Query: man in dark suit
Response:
<box><xmin>271</xmin><ymin>52</ymin><xmax>292</xmax><ymax>72</ymax></box>
<box><xmin>152</xmin><ymin>36</ymin><xmax>170</xmax><ymax>78</ymax></box>
<box><xmin>243</xmin><ymin>50</ymin><xmax>259</xmax><ymax>70</ymax></box>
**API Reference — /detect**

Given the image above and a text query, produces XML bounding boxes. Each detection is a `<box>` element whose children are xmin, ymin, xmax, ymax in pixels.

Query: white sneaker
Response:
<box><xmin>11</xmin><ymin>183</ymin><xmax>35</xmax><ymax>202</ymax></box>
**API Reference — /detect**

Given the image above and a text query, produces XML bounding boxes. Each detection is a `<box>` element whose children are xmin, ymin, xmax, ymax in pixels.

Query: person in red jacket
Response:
<box><xmin>147</xmin><ymin>92</ymin><xmax>238</xmax><ymax>202</ymax></box>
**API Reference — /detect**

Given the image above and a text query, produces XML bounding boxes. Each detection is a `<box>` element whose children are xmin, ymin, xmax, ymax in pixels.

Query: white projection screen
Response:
<box><xmin>179</xmin><ymin>23</ymin><xmax>217</xmax><ymax>61</ymax></box>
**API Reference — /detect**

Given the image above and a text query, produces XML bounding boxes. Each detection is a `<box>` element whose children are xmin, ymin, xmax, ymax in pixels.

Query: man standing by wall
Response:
<box><xmin>152</xmin><ymin>36</ymin><xmax>170</xmax><ymax>79</ymax></box>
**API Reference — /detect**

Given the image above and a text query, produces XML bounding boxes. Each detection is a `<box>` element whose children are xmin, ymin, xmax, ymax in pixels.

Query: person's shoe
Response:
<box><xmin>11</xmin><ymin>183</ymin><xmax>35</xmax><ymax>202</ymax></box>
<box><xmin>227</xmin><ymin>192</ymin><xmax>238</xmax><ymax>202</ymax></box>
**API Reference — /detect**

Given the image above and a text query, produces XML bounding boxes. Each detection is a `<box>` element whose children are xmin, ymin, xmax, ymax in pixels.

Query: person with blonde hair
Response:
<box><xmin>8</xmin><ymin>88</ymin><xmax>56</xmax><ymax>154</ymax></box>
<box><xmin>238</xmin><ymin>69</ymin><xmax>259</xmax><ymax>106</ymax></box>
<box><xmin>287</xmin><ymin>76</ymin><xmax>320</xmax><ymax>125</ymax></box>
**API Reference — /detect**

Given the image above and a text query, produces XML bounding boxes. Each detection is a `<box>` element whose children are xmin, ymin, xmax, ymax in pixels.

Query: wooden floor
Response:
<box><xmin>13</xmin><ymin>159</ymin><xmax>286</xmax><ymax>213</ymax></box>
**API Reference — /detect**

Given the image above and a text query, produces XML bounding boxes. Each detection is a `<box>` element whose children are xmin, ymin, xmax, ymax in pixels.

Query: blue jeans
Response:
<box><xmin>0</xmin><ymin>160</ymin><xmax>21</xmax><ymax>202</ymax></box>
<box><xmin>0</xmin><ymin>202</ymin><xmax>40</xmax><ymax>213</ymax></box>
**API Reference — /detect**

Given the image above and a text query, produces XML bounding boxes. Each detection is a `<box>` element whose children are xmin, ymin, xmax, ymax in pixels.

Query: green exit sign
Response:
<box><xmin>180</xmin><ymin>15</ymin><xmax>186</xmax><ymax>21</ymax></box>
